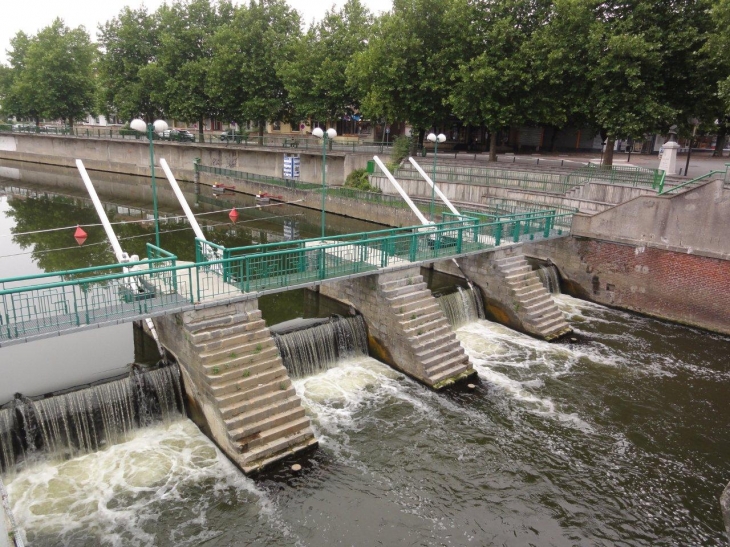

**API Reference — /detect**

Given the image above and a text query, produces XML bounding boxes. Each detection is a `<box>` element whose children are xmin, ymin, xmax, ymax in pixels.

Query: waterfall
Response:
<box><xmin>437</xmin><ymin>286</ymin><xmax>485</xmax><ymax>328</ymax></box>
<box><xmin>273</xmin><ymin>315</ymin><xmax>369</xmax><ymax>378</ymax></box>
<box><xmin>536</xmin><ymin>264</ymin><xmax>561</xmax><ymax>294</ymax></box>
<box><xmin>0</xmin><ymin>365</ymin><xmax>185</xmax><ymax>475</ymax></box>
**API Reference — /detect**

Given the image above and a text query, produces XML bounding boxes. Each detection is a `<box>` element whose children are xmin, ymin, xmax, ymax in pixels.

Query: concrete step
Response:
<box><xmin>379</xmin><ymin>282</ymin><xmax>427</xmax><ymax>298</ymax></box>
<box><xmin>513</xmin><ymin>284</ymin><xmax>546</xmax><ymax>298</ymax></box>
<box><xmin>523</xmin><ymin>297</ymin><xmax>554</xmax><ymax>313</ymax></box>
<box><xmin>241</xmin><ymin>425</ymin><xmax>316</xmax><ymax>468</ymax></box>
<box><xmin>391</xmin><ymin>296</ymin><xmax>435</xmax><ymax>315</ymax></box>
<box><xmin>219</xmin><ymin>384</ymin><xmax>297</xmax><ymax>420</ymax></box>
<box><xmin>231</xmin><ymin>408</ymin><xmax>307</xmax><ymax>445</ymax></box>
<box><xmin>428</xmin><ymin>362</ymin><xmax>470</xmax><ymax>385</ymax></box>
<box><xmin>526</xmin><ymin>308</ymin><xmax>564</xmax><ymax>324</ymax></box>
<box><xmin>507</xmin><ymin>277</ymin><xmax>543</xmax><ymax>291</ymax></box>
<box><xmin>427</xmin><ymin>354</ymin><xmax>469</xmax><ymax>378</ymax></box>
<box><xmin>407</xmin><ymin>323</ymin><xmax>452</xmax><ymax>344</ymax></box>
<box><xmin>194</xmin><ymin>327</ymin><xmax>273</xmax><ymax>354</ymax></box>
<box><xmin>384</xmin><ymin>289</ymin><xmax>431</xmax><ymax>307</ymax></box>
<box><xmin>210</xmin><ymin>367</ymin><xmax>289</xmax><ymax>397</ymax></box>
<box><xmin>189</xmin><ymin>318</ymin><xmax>266</xmax><ymax>344</ymax></box>
<box><xmin>420</xmin><ymin>344</ymin><xmax>467</xmax><ymax>369</ymax></box>
<box><xmin>199</xmin><ymin>337</ymin><xmax>278</xmax><ymax>363</ymax></box>
<box><xmin>398</xmin><ymin>309</ymin><xmax>445</xmax><ymax>330</ymax></box>
<box><xmin>402</xmin><ymin>317</ymin><xmax>451</xmax><ymax>337</ymax></box>
<box><xmin>205</xmin><ymin>356</ymin><xmax>282</xmax><ymax>386</ymax></box>
<box><xmin>500</xmin><ymin>264</ymin><xmax>531</xmax><ymax>275</ymax></box>
<box><xmin>185</xmin><ymin>310</ymin><xmax>262</xmax><ymax>333</ymax></box>
<box><xmin>504</xmin><ymin>270</ymin><xmax>537</xmax><ymax>283</ymax></box>
<box><xmin>378</xmin><ymin>275</ymin><xmax>424</xmax><ymax>292</ymax></box>
<box><xmin>225</xmin><ymin>394</ymin><xmax>303</xmax><ymax>431</ymax></box>
<box><xmin>217</xmin><ymin>376</ymin><xmax>293</xmax><ymax>409</ymax></box>
<box><xmin>413</xmin><ymin>334</ymin><xmax>460</xmax><ymax>355</ymax></box>
<box><xmin>531</xmin><ymin>315</ymin><xmax>569</xmax><ymax>334</ymax></box>
<box><xmin>494</xmin><ymin>255</ymin><xmax>525</xmax><ymax>268</ymax></box>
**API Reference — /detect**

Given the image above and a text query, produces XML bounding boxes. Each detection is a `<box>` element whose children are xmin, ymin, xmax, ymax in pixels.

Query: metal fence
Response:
<box><xmin>0</xmin><ymin>125</ymin><xmax>394</xmax><ymax>153</ymax></box>
<box><xmin>0</xmin><ymin>213</ymin><xmax>571</xmax><ymax>343</ymax></box>
<box><xmin>565</xmin><ymin>163</ymin><xmax>665</xmax><ymax>192</ymax></box>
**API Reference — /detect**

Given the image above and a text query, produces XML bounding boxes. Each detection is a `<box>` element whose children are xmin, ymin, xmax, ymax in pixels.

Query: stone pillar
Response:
<box><xmin>153</xmin><ymin>299</ymin><xmax>316</xmax><ymax>473</ymax></box>
<box><xmin>320</xmin><ymin>268</ymin><xmax>475</xmax><ymax>389</ymax></box>
<box><xmin>658</xmin><ymin>140</ymin><xmax>679</xmax><ymax>176</ymax></box>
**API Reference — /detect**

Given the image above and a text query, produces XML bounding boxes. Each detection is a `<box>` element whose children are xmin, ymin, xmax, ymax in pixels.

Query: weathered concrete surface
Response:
<box><xmin>521</xmin><ymin>178</ymin><xmax>730</xmax><ymax>335</ymax></box>
<box><xmin>434</xmin><ymin>247</ymin><xmax>571</xmax><ymax>340</ymax></box>
<box><xmin>0</xmin><ymin>133</ymin><xmax>376</xmax><ymax>185</ymax></box>
<box><xmin>564</xmin><ymin>181</ymin><xmax>656</xmax><ymax>205</ymax></box>
<box><xmin>320</xmin><ymin>267</ymin><xmax>475</xmax><ymax>389</ymax></box>
<box><xmin>370</xmin><ymin>174</ymin><xmax>611</xmax><ymax>214</ymax></box>
<box><xmin>570</xmin><ymin>179</ymin><xmax>730</xmax><ymax>259</ymax></box>
<box><xmin>153</xmin><ymin>299</ymin><xmax>316</xmax><ymax>473</ymax></box>
<box><xmin>525</xmin><ymin>235</ymin><xmax>730</xmax><ymax>336</ymax></box>
<box><xmin>721</xmin><ymin>482</ymin><xmax>730</xmax><ymax>543</ymax></box>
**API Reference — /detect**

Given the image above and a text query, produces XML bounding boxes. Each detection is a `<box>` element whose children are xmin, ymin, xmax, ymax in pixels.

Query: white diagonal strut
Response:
<box><xmin>159</xmin><ymin>158</ymin><xmax>206</xmax><ymax>241</ymax></box>
<box><xmin>373</xmin><ymin>156</ymin><xmax>432</xmax><ymax>226</ymax></box>
<box><xmin>408</xmin><ymin>157</ymin><xmax>461</xmax><ymax>217</ymax></box>
<box><xmin>75</xmin><ymin>159</ymin><xmax>164</xmax><ymax>357</ymax></box>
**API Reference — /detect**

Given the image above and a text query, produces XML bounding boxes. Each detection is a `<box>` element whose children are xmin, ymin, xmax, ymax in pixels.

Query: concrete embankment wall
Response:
<box><xmin>369</xmin><ymin>174</ymin><xmax>611</xmax><ymax>214</ymax></box>
<box><xmin>525</xmin><ymin>179</ymin><xmax>730</xmax><ymax>335</ymax></box>
<box><xmin>0</xmin><ymin>133</ymin><xmax>373</xmax><ymax>185</ymax></box>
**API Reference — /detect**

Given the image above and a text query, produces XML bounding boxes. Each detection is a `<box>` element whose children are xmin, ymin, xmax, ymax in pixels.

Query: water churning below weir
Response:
<box><xmin>273</xmin><ymin>315</ymin><xmax>369</xmax><ymax>378</ymax></box>
<box><xmin>0</xmin><ymin>365</ymin><xmax>185</xmax><ymax>475</ymax></box>
<box><xmin>437</xmin><ymin>286</ymin><xmax>485</xmax><ymax>328</ymax></box>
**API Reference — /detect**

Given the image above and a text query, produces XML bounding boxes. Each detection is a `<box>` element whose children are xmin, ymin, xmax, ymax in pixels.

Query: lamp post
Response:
<box><xmin>312</xmin><ymin>126</ymin><xmax>337</xmax><ymax>238</ymax></box>
<box><xmin>426</xmin><ymin>132</ymin><xmax>446</xmax><ymax>221</ymax></box>
<box><xmin>131</xmin><ymin>118</ymin><xmax>168</xmax><ymax>247</ymax></box>
<box><xmin>684</xmin><ymin>118</ymin><xmax>699</xmax><ymax>178</ymax></box>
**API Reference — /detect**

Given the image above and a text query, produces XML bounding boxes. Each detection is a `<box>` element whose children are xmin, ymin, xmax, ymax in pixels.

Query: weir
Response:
<box><xmin>274</xmin><ymin>315</ymin><xmax>369</xmax><ymax>378</ymax></box>
<box><xmin>0</xmin><ymin>365</ymin><xmax>184</xmax><ymax>475</ymax></box>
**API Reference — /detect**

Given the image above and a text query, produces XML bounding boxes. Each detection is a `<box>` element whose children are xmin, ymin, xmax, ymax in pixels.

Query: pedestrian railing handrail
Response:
<box><xmin>0</xmin><ymin>125</ymin><xmax>394</xmax><ymax>154</ymax></box>
<box><xmin>658</xmin><ymin>168</ymin><xmax>728</xmax><ymax>195</ymax></box>
<box><xmin>0</xmin><ymin>213</ymin><xmax>570</xmax><ymax>343</ymax></box>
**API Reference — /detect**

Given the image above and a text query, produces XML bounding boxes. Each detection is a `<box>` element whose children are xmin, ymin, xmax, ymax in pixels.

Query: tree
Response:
<box><xmin>0</xmin><ymin>31</ymin><xmax>45</xmax><ymax>125</ymax></box>
<box><xmin>19</xmin><ymin>19</ymin><xmax>97</xmax><ymax>127</ymax></box>
<box><xmin>348</xmin><ymin>0</ymin><xmax>461</xmax><ymax>152</ymax></box>
<box><xmin>97</xmin><ymin>7</ymin><xmax>164</xmax><ymax>122</ymax></box>
<box><xmin>449</xmin><ymin>0</ymin><xmax>554</xmax><ymax>160</ymax></box>
<box><xmin>207</xmin><ymin>0</ymin><xmax>301</xmax><ymax>141</ymax></box>
<box><xmin>278</xmin><ymin>0</ymin><xmax>371</xmax><ymax>122</ymax></box>
<box><xmin>704</xmin><ymin>0</ymin><xmax>730</xmax><ymax>155</ymax></box>
<box><xmin>155</xmin><ymin>0</ymin><xmax>234</xmax><ymax>140</ymax></box>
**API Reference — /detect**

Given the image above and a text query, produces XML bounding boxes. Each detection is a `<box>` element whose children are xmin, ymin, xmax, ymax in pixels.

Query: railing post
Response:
<box><xmin>195</xmin><ymin>265</ymin><xmax>201</xmax><ymax>303</ymax></box>
<box><xmin>495</xmin><ymin>222</ymin><xmax>502</xmax><ymax>246</ymax></box>
<box><xmin>512</xmin><ymin>220</ymin><xmax>520</xmax><ymax>243</ymax></box>
<box><xmin>318</xmin><ymin>248</ymin><xmax>326</xmax><ymax>279</ymax></box>
<box><xmin>543</xmin><ymin>215</ymin><xmax>552</xmax><ymax>238</ymax></box>
<box><xmin>409</xmin><ymin>233</ymin><xmax>417</xmax><ymax>262</ymax></box>
<box><xmin>456</xmin><ymin>227</ymin><xmax>463</xmax><ymax>254</ymax></box>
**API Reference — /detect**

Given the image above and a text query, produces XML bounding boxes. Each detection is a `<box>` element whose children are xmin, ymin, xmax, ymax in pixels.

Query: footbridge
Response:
<box><xmin>0</xmin><ymin>208</ymin><xmax>570</xmax><ymax>347</ymax></box>
<box><xmin>1</xmin><ymin>157</ymin><xmax>574</xmax><ymax>474</ymax></box>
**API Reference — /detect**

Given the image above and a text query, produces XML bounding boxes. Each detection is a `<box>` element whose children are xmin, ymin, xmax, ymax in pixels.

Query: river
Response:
<box><xmin>1</xmin><ymin>167</ymin><xmax>729</xmax><ymax>546</ymax></box>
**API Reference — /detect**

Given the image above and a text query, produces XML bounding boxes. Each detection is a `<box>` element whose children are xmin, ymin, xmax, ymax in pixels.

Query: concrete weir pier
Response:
<box><xmin>152</xmin><ymin>300</ymin><xmax>316</xmax><ymax>473</ymax></box>
<box><xmin>321</xmin><ymin>267</ymin><xmax>476</xmax><ymax>389</ymax></box>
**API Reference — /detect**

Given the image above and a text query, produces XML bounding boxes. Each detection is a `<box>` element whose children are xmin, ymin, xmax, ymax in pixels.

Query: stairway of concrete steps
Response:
<box><xmin>184</xmin><ymin>308</ymin><xmax>316</xmax><ymax>472</ymax></box>
<box><xmin>493</xmin><ymin>254</ymin><xmax>572</xmax><ymax>340</ymax></box>
<box><xmin>378</xmin><ymin>274</ymin><xmax>473</xmax><ymax>387</ymax></box>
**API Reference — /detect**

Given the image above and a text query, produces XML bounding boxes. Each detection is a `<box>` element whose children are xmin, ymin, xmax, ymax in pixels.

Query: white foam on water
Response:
<box><xmin>4</xmin><ymin>420</ymin><xmax>277</xmax><ymax>546</ymax></box>
<box><xmin>455</xmin><ymin>319</ymin><xmax>594</xmax><ymax>432</ymax></box>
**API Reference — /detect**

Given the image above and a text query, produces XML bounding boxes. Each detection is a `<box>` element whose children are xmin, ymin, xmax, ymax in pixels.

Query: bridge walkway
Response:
<box><xmin>1</xmin><ymin>212</ymin><xmax>570</xmax><ymax>346</ymax></box>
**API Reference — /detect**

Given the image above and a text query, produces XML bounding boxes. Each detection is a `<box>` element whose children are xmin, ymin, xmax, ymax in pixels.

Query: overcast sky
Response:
<box><xmin>1</xmin><ymin>0</ymin><xmax>392</xmax><ymax>64</ymax></box>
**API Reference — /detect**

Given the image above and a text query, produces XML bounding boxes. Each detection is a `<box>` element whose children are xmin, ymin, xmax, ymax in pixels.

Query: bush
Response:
<box><xmin>344</xmin><ymin>168</ymin><xmax>381</xmax><ymax>193</ymax></box>
<box><xmin>388</xmin><ymin>135</ymin><xmax>411</xmax><ymax>170</ymax></box>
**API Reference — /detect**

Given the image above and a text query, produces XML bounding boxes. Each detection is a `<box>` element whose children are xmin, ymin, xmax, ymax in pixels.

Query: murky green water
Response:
<box><xmin>2</xmin><ymin>167</ymin><xmax>729</xmax><ymax>546</ymax></box>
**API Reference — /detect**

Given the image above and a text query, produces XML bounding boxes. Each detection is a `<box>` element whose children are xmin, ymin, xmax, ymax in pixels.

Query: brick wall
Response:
<box><xmin>525</xmin><ymin>237</ymin><xmax>730</xmax><ymax>336</ymax></box>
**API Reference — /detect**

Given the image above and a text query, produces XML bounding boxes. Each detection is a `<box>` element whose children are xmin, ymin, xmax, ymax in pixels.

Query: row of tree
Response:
<box><xmin>1</xmin><ymin>0</ymin><xmax>728</xmax><ymax>165</ymax></box>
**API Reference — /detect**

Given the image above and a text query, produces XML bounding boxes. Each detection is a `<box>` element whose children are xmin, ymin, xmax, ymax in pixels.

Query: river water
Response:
<box><xmin>1</xmin><ymin>168</ymin><xmax>729</xmax><ymax>545</ymax></box>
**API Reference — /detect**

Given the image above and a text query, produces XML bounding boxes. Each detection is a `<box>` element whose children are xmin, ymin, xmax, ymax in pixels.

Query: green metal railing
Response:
<box><xmin>565</xmin><ymin>163</ymin><xmax>665</xmax><ymax>192</ymax></box>
<box><xmin>0</xmin><ymin>125</ymin><xmax>393</xmax><ymax>153</ymax></box>
<box><xmin>1</xmin><ymin>212</ymin><xmax>571</xmax><ymax>343</ymax></box>
<box><xmin>658</xmin><ymin>165</ymin><xmax>730</xmax><ymax>195</ymax></box>
<box><xmin>196</xmin><ymin>164</ymin><xmax>322</xmax><ymax>191</ymax></box>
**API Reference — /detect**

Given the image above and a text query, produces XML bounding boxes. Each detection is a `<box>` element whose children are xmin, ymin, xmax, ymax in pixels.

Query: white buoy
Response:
<box><xmin>291</xmin><ymin>464</ymin><xmax>302</xmax><ymax>472</ymax></box>
<box><xmin>467</xmin><ymin>384</ymin><xmax>476</xmax><ymax>389</ymax></box>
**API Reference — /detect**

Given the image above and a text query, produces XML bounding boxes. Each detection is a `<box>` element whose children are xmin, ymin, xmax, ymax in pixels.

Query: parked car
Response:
<box><xmin>220</xmin><ymin>129</ymin><xmax>249</xmax><ymax>143</ymax></box>
<box><xmin>162</xmin><ymin>129</ymin><xmax>196</xmax><ymax>142</ymax></box>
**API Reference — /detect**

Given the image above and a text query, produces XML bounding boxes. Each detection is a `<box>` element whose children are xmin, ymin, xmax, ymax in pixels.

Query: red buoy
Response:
<box><xmin>74</xmin><ymin>225</ymin><xmax>88</xmax><ymax>245</ymax></box>
<box><xmin>229</xmin><ymin>208</ymin><xmax>239</xmax><ymax>223</ymax></box>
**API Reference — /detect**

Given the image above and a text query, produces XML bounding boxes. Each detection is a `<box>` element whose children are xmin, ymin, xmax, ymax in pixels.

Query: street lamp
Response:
<box><xmin>426</xmin><ymin>132</ymin><xmax>446</xmax><ymax>221</ymax></box>
<box><xmin>131</xmin><ymin>118</ymin><xmax>168</xmax><ymax>247</ymax></box>
<box><xmin>312</xmin><ymin>126</ymin><xmax>337</xmax><ymax>238</ymax></box>
<box><xmin>684</xmin><ymin>118</ymin><xmax>700</xmax><ymax>178</ymax></box>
